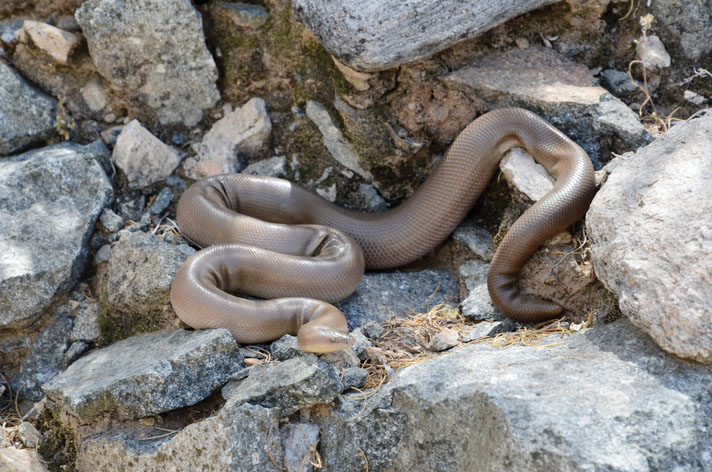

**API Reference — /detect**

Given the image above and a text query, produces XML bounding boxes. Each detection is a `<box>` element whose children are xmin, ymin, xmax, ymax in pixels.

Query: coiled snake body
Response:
<box><xmin>170</xmin><ymin>108</ymin><xmax>596</xmax><ymax>352</ymax></box>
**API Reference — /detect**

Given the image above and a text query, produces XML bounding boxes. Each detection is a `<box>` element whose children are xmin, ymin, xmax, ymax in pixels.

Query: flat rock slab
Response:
<box><xmin>292</xmin><ymin>0</ymin><xmax>558</xmax><ymax>71</ymax></box>
<box><xmin>336</xmin><ymin>269</ymin><xmax>458</xmax><ymax>330</ymax></box>
<box><xmin>320</xmin><ymin>319</ymin><xmax>712</xmax><ymax>471</ymax></box>
<box><xmin>0</xmin><ymin>142</ymin><xmax>113</xmax><ymax>328</ymax></box>
<box><xmin>587</xmin><ymin>114</ymin><xmax>712</xmax><ymax>363</ymax></box>
<box><xmin>443</xmin><ymin>46</ymin><xmax>651</xmax><ymax>167</ymax></box>
<box><xmin>75</xmin><ymin>0</ymin><xmax>220</xmax><ymax>126</ymax></box>
<box><xmin>0</xmin><ymin>63</ymin><xmax>57</xmax><ymax>156</ymax></box>
<box><xmin>77</xmin><ymin>403</ymin><xmax>285</xmax><ymax>472</ymax></box>
<box><xmin>43</xmin><ymin>329</ymin><xmax>243</xmax><ymax>421</ymax></box>
<box><xmin>11</xmin><ymin>314</ymin><xmax>72</xmax><ymax>401</ymax></box>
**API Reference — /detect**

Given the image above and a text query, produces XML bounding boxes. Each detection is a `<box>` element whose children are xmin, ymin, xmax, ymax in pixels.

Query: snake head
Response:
<box><xmin>297</xmin><ymin>303</ymin><xmax>354</xmax><ymax>353</ymax></box>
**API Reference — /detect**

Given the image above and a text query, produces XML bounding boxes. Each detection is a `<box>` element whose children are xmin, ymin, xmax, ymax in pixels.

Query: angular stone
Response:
<box><xmin>271</xmin><ymin>334</ymin><xmax>303</xmax><ymax>360</ymax></box>
<box><xmin>243</xmin><ymin>155</ymin><xmax>288</xmax><ymax>178</ymax></box>
<box><xmin>337</xmin><ymin>269</ymin><xmax>458</xmax><ymax>330</ymax></box>
<box><xmin>99</xmin><ymin>208</ymin><xmax>123</xmax><ymax>233</ymax></box>
<box><xmin>0</xmin><ymin>142</ymin><xmax>113</xmax><ymax>327</ymax></box>
<box><xmin>0</xmin><ymin>447</ymin><xmax>49</xmax><ymax>472</ymax></box>
<box><xmin>636</xmin><ymin>35</ymin><xmax>671</xmax><ymax>70</ymax></box>
<box><xmin>184</xmin><ymin>98</ymin><xmax>272</xmax><ymax>179</ymax></box>
<box><xmin>0</xmin><ymin>63</ymin><xmax>57</xmax><ymax>156</ymax></box>
<box><xmin>293</xmin><ymin>0</ymin><xmax>558</xmax><ymax>70</ymax></box>
<box><xmin>452</xmin><ymin>221</ymin><xmax>493</xmax><ymax>261</ymax></box>
<box><xmin>459</xmin><ymin>259</ymin><xmax>499</xmax><ymax>321</ymax></box>
<box><xmin>426</xmin><ymin>327</ymin><xmax>459</xmax><ymax>352</ymax></box>
<box><xmin>460</xmin><ymin>320</ymin><xmax>506</xmax><ymax>342</ymax></box>
<box><xmin>75</xmin><ymin>0</ymin><xmax>220</xmax><ymax>126</ymax></box>
<box><xmin>305</xmin><ymin>100</ymin><xmax>372</xmax><ymax>180</ymax></box>
<box><xmin>11</xmin><ymin>314</ymin><xmax>72</xmax><ymax>400</ymax></box>
<box><xmin>76</xmin><ymin>402</ymin><xmax>284</xmax><ymax>471</ymax></box>
<box><xmin>341</xmin><ymin>367</ymin><xmax>368</xmax><ymax>390</ymax></box>
<box><xmin>43</xmin><ymin>329</ymin><xmax>243</xmax><ymax>421</ymax></box>
<box><xmin>222</xmin><ymin>355</ymin><xmax>342</xmax><ymax>416</ymax></box>
<box><xmin>443</xmin><ymin>46</ymin><xmax>651</xmax><ymax>167</ymax></box>
<box><xmin>587</xmin><ymin>114</ymin><xmax>712</xmax><ymax>363</ymax></box>
<box><xmin>280</xmin><ymin>422</ymin><xmax>320</xmax><ymax>472</ymax></box>
<box><xmin>649</xmin><ymin>0</ymin><xmax>711</xmax><ymax>60</ymax></box>
<box><xmin>319</xmin><ymin>319</ymin><xmax>712</xmax><ymax>471</ymax></box>
<box><xmin>15</xmin><ymin>20</ymin><xmax>80</xmax><ymax>65</ymax></box>
<box><xmin>106</xmin><ymin>231</ymin><xmax>195</xmax><ymax>313</ymax></box>
<box><xmin>113</xmin><ymin>120</ymin><xmax>181</xmax><ymax>189</ymax></box>
<box><xmin>499</xmin><ymin>148</ymin><xmax>554</xmax><ymax>201</ymax></box>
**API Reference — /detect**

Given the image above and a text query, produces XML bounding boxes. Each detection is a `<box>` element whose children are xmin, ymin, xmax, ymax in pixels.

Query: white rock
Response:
<box><xmin>81</xmin><ymin>78</ymin><xmax>108</xmax><ymax>112</ymax></box>
<box><xmin>316</xmin><ymin>184</ymin><xmax>337</xmax><ymax>202</ymax></box>
<box><xmin>635</xmin><ymin>35</ymin><xmax>671</xmax><ymax>70</ymax></box>
<box><xmin>452</xmin><ymin>221</ymin><xmax>493</xmax><ymax>261</ymax></box>
<box><xmin>0</xmin><ymin>447</ymin><xmax>48</xmax><ymax>472</ymax></box>
<box><xmin>184</xmin><ymin>98</ymin><xmax>272</xmax><ymax>179</ymax></box>
<box><xmin>499</xmin><ymin>148</ymin><xmax>554</xmax><ymax>201</ymax></box>
<box><xmin>459</xmin><ymin>259</ymin><xmax>499</xmax><ymax>321</ymax></box>
<box><xmin>305</xmin><ymin>100</ymin><xmax>372</xmax><ymax>180</ymax></box>
<box><xmin>113</xmin><ymin>120</ymin><xmax>181</xmax><ymax>189</ymax></box>
<box><xmin>587</xmin><ymin>113</ymin><xmax>712</xmax><ymax>363</ymax></box>
<box><xmin>242</xmin><ymin>155</ymin><xmax>287</xmax><ymax>177</ymax></box>
<box><xmin>15</xmin><ymin>20</ymin><xmax>80</xmax><ymax>65</ymax></box>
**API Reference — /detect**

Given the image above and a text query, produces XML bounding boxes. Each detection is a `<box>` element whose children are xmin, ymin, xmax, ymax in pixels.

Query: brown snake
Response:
<box><xmin>170</xmin><ymin>108</ymin><xmax>596</xmax><ymax>352</ymax></box>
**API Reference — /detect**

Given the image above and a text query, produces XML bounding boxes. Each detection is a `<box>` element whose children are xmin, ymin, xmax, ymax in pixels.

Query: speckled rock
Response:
<box><xmin>106</xmin><ymin>231</ymin><xmax>195</xmax><ymax>313</ymax></box>
<box><xmin>0</xmin><ymin>142</ymin><xmax>113</xmax><ymax>328</ymax></box>
<box><xmin>336</xmin><ymin>269</ymin><xmax>458</xmax><ymax>330</ymax></box>
<box><xmin>280</xmin><ymin>422</ymin><xmax>320</xmax><ymax>472</ymax></box>
<box><xmin>0</xmin><ymin>63</ymin><xmax>57</xmax><ymax>156</ymax></box>
<box><xmin>243</xmin><ymin>155</ymin><xmax>288</xmax><ymax>177</ymax></box>
<box><xmin>75</xmin><ymin>0</ymin><xmax>220</xmax><ymax>126</ymax></box>
<box><xmin>10</xmin><ymin>314</ymin><xmax>72</xmax><ymax>400</ymax></box>
<box><xmin>443</xmin><ymin>45</ymin><xmax>651</xmax><ymax>168</ymax></box>
<box><xmin>319</xmin><ymin>319</ymin><xmax>712</xmax><ymax>471</ymax></box>
<box><xmin>112</xmin><ymin>120</ymin><xmax>181</xmax><ymax>189</ymax></box>
<box><xmin>183</xmin><ymin>98</ymin><xmax>272</xmax><ymax>179</ymax></box>
<box><xmin>293</xmin><ymin>0</ymin><xmax>558</xmax><ymax>70</ymax></box>
<box><xmin>43</xmin><ymin>329</ymin><xmax>243</xmax><ymax>421</ymax></box>
<box><xmin>221</xmin><ymin>354</ymin><xmax>342</xmax><ymax>415</ymax></box>
<box><xmin>452</xmin><ymin>221</ymin><xmax>493</xmax><ymax>262</ymax></box>
<box><xmin>587</xmin><ymin>113</ymin><xmax>712</xmax><ymax>363</ymax></box>
<box><xmin>649</xmin><ymin>0</ymin><xmax>712</xmax><ymax>60</ymax></box>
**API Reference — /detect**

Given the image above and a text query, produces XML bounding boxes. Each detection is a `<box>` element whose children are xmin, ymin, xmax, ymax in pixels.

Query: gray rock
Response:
<box><xmin>0</xmin><ymin>19</ymin><xmax>25</xmax><ymax>44</ymax></box>
<box><xmin>0</xmin><ymin>63</ymin><xmax>57</xmax><ymax>156</ymax></box>
<box><xmin>271</xmin><ymin>334</ymin><xmax>303</xmax><ymax>360</ymax></box>
<box><xmin>337</xmin><ymin>269</ymin><xmax>458</xmax><ymax>330</ymax></box>
<box><xmin>349</xmin><ymin>328</ymin><xmax>372</xmax><ymax>361</ymax></box>
<box><xmin>75</xmin><ymin>0</ymin><xmax>220</xmax><ymax>126</ymax></box>
<box><xmin>443</xmin><ymin>46</ymin><xmax>651</xmax><ymax>168</ymax></box>
<box><xmin>222</xmin><ymin>354</ymin><xmax>342</xmax><ymax>416</ymax></box>
<box><xmin>341</xmin><ymin>367</ymin><xmax>368</xmax><ymax>390</ymax></box>
<box><xmin>459</xmin><ymin>259</ymin><xmax>500</xmax><ymax>321</ymax></box>
<box><xmin>213</xmin><ymin>1</ymin><xmax>270</xmax><ymax>29</ymax></box>
<box><xmin>17</xmin><ymin>421</ymin><xmax>42</xmax><ymax>449</ymax></box>
<box><xmin>319</xmin><ymin>319</ymin><xmax>712</xmax><ymax>471</ymax></box>
<box><xmin>93</xmin><ymin>244</ymin><xmax>112</xmax><ymax>265</ymax></box>
<box><xmin>460</xmin><ymin>320</ymin><xmax>506</xmax><ymax>342</ymax></box>
<box><xmin>66</xmin><ymin>341</ymin><xmax>89</xmax><ymax>364</ymax></box>
<box><xmin>305</xmin><ymin>100</ymin><xmax>373</xmax><ymax>180</ymax></box>
<box><xmin>499</xmin><ymin>148</ymin><xmax>554</xmax><ymax>201</ymax></box>
<box><xmin>635</xmin><ymin>35</ymin><xmax>671</xmax><ymax>70</ymax></box>
<box><xmin>106</xmin><ymin>231</ymin><xmax>195</xmax><ymax>313</ymax></box>
<box><xmin>113</xmin><ymin>120</ymin><xmax>181</xmax><ymax>190</ymax></box>
<box><xmin>356</xmin><ymin>184</ymin><xmax>388</xmax><ymax>213</ymax></box>
<box><xmin>320</xmin><ymin>348</ymin><xmax>361</xmax><ymax>370</ymax></box>
<box><xmin>145</xmin><ymin>187</ymin><xmax>173</xmax><ymax>216</ymax></box>
<box><xmin>43</xmin><ymin>329</ymin><xmax>243</xmax><ymax>421</ymax></box>
<box><xmin>425</xmin><ymin>327</ymin><xmax>459</xmax><ymax>352</ymax></box>
<box><xmin>10</xmin><ymin>314</ymin><xmax>72</xmax><ymax>400</ymax></box>
<box><xmin>99</xmin><ymin>208</ymin><xmax>123</xmax><ymax>233</ymax></box>
<box><xmin>361</xmin><ymin>321</ymin><xmax>385</xmax><ymax>340</ymax></box>
<box><xmin>0</xmin><ymin>142</ymin><xmax>113</xmax><ymax>328</ymax></box>
<box><xmin>649</xmin><ymin>0</ymin><xmax>712</xmax><ymax>60</ymax></box>
<box><xmin>165</xmin><ymin>175</ymin><xmax>187</xmax><ymax>192</ymax></box>
<box><xmin>292</xmin><ymin>0</ymin><xmax>557</xmax><ymax>70</ymax></box>
<box><xmin>243</xmin><ymin>155</ymin><xmax>288</xmax><ymax>178</ymax></box>
<box><xmin>0</xmin><ymin>446</ymin><xmax>49</xmax><ymax>472</ymax></box>
<box><xmin>76</xmin><ymin>402</ymin><xmax>284</xmax><ymax>471</ymax></box>
<box><xmin>587</xmin><ymin>114</ymin><xmax>712</xmax><ymax>363</ymax></box>
<box><xmin>452</xmin><ymin>221</ymin><xmax>493</xmax><ymax>261</ymax></box>
<box><xmin>280</xmin><ymin>422</ymin><xmax>320</xmax><ymax>472</ymax></box>
<box><xmin>600</xmin><ymin>69</ymin><xmax>638</xmax><ymax>95</ymax></box>
<box><xmin>184</xmin><ymin>98</ymin><xmax>272</xmax><ymax>179</ymax></box>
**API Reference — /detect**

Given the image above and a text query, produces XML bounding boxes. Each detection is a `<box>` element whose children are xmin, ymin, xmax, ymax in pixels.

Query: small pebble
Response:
<box><xmin>146</xmin><ymin>187</ymin><xmax>173</xmax><ymax>216</ymax></box>
<box><xmin>426</xmin><ymin>328</ymin><xmax>460</xmax><ymax>352</ymax></box>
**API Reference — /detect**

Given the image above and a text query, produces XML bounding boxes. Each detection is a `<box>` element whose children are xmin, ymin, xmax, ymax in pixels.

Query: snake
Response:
<box><xmin>170</xmin><ymin>108</ymin><xmax>596</xmax><ymax>353</ymax></box>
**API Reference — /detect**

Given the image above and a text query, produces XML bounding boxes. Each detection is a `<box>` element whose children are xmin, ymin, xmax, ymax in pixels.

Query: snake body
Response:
<box><xmin>170</xmin><ymin>108</ymin><xmax>596</xmax><ymax>352</ymax></box>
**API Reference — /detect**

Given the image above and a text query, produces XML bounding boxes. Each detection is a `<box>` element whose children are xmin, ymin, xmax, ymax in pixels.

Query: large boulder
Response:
<box><xmin>0</xmin><ymin>142</ymin><xmax>113</xmax><ymax>328</ymax></box>
<box><xmin>587</xmin><ymin>114</ymin><xmax>712</xmax><ymax>363</ymax></box>
<box><xmin>75</xmin><ymin>0</ymin><xmax>220</xmax><ymax>126</ymax></box>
